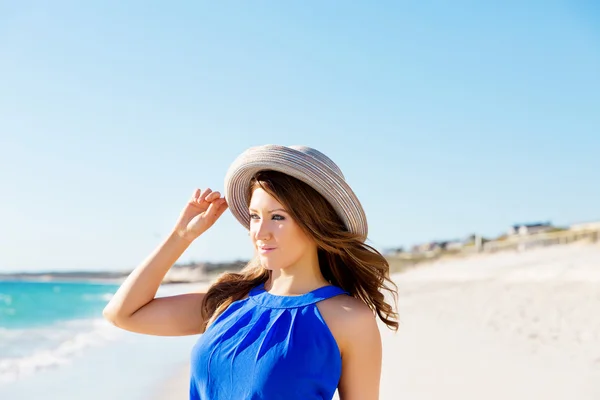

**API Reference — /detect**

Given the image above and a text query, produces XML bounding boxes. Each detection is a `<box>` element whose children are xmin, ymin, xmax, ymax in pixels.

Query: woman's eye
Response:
<box><xmin>249</xmin><ymin>213</ymin><xmax>285</xmax><ymax>221</ymax></box>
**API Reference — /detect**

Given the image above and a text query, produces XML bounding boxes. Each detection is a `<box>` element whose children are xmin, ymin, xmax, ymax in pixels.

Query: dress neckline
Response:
<box><xmin>248</xmin><ymin>282</ymin><xmax>348</xmax><ymax>309</ymax></box>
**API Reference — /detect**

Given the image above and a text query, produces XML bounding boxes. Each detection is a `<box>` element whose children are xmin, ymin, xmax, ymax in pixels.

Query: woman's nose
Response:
<box><xmin>254</xmin><ymin>220</ymin><xmax>272</xmax><ymax>241</ymax></box>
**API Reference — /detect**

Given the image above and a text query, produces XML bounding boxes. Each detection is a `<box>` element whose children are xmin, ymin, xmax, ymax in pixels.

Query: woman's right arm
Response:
<box><xmin>102</xmin><ymin>188</ymin><xmax>228</xmax><ymax>336</ymax></box>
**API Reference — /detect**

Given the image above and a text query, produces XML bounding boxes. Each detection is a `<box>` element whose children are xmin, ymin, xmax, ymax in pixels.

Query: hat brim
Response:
<box><xmin>224</xmin><ymin>145</ymin><xmax>368</xmax><ymax>241</ymax></box>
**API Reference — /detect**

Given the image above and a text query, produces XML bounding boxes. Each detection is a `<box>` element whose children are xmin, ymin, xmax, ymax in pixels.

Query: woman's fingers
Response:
<box><xmin>190</xmin><ymin>188</ymin><xmax>224</xmax><ymax>214</ymax></box>
<box><xmin>198</xmin><ymin>188</ymin><xmax>213</xmax><ymax>203</ymax></box>
<box><xmin>204</xmin><ymin>199</ymin><xmax>220</xmax><ymax>218</ymax></box>
<box><xmin>216</xmin><ymin>199</ymin><xmax>229</xmax><ymax>218</ymax></box>
<box><xmin>191</xmin><ymin>189</ymin><xmax>201</xmax><ymax>201</ymax></box>
<box><xmin>205</xmin><ymin>198</ymin><xmax>227</xmax><ymax>220</ymax></box>
<box><xmin>206</xmin><ymin>191</ymin><xmax>221</xmax><ymax>202</ymax></box>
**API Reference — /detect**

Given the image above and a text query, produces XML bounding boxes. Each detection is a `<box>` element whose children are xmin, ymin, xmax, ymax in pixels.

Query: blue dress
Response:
<box><xmin>189</xmin><ymin>282</ymin><xmax>349</xmax><ymax>399</ymax></box>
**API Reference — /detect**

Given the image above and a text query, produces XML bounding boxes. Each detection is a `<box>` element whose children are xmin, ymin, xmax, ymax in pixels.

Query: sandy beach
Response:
<box><xmin>155</xmin><ymin>242</ymin><xmax>600</xmax><ymax>400</ymax></box>
<box><xmin>379</xmin><ymin>242</ymin><xmax>600</xmax><ymax>399</ymax></box>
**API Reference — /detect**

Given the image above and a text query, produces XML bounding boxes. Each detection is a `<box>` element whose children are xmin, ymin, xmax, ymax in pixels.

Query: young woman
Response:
<box><xmin>103</xmin><ymin>145</ymin><xmax>398</xmax><ymax>400</ymax></box>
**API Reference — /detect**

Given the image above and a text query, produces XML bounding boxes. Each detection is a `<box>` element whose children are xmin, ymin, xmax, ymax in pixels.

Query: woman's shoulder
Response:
<box><xmin>317</xmin><ymin>292</ymin><xmax>379</xmax><ymax>353</ymax></box>
<box><xmin>319</xmin><ymin>291</ymin><xmax>374</xmax><ymax>321</ymax></box>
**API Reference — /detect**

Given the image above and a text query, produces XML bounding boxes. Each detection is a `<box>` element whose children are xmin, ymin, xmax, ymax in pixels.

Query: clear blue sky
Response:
<box><xmin>1</xmin><ymin>1</ymin><xmax>599</xmax><ymax>272</ymax></box>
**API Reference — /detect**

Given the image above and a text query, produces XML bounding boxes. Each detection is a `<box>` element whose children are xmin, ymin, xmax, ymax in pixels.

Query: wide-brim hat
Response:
<box><xmin>224</xmin><ymin>144</ymin><xmax>368</xmax><ymax>242</ymax></box>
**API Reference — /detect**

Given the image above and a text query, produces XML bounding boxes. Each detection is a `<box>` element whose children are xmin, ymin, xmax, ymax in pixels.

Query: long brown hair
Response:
<box><xmin>201</xmin><ymin>170</ymin><xmax>399</xmax><ymax>331</ymax></box>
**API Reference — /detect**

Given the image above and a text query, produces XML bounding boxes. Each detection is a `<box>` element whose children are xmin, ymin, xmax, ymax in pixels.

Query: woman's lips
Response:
<box><xmin>259</xmin><ymin>247</ymin><xmax>276</xmax><ymax>254</ymax></box>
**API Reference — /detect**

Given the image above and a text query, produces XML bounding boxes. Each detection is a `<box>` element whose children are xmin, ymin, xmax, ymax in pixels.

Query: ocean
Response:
<box><xmin>0</xmin><ymin>280</ymin><xmax>200</xmax><ymax>400</ymax></box>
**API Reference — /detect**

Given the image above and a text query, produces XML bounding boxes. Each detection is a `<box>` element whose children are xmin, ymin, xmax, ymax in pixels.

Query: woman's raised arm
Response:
<box><xmin>102</xmin><ymin>188</ymin><xmax>228</xmax><ymax>336</ymax></box>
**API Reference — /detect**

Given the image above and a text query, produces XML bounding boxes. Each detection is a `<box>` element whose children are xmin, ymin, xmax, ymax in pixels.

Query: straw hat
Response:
<box><xmin>224</xmin><ymin>144</ymin><xmax>368</xmax><ymax>241</ymax></box>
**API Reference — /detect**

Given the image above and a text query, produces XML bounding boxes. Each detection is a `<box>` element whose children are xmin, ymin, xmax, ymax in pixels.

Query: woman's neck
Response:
<box><xmin>264</xmin><ymin>254</ymin><xmax>329</xmax><ymax>296</ymax></box>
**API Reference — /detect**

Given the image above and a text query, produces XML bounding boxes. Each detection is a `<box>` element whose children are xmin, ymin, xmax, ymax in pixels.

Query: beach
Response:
<box><xmin>156</xmin><ymin>242</ymin><xmax>600</xmax><ymax>399</ymax></box>
<box><xmin>2</xmin><ymin>242</ymin><xmax>599</xmax><ymax>399</ymax></box>
<box><xmin>378</xmin><ymin>242</ymin><xmax>600</xmax><ymax>399</ymax></box>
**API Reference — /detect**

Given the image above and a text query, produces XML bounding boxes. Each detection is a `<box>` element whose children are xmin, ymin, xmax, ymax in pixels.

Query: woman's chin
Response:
<box><xmin>259</xmin><ymin>256</ymin><xmax>285</xmax><ymax>271</ymax></box>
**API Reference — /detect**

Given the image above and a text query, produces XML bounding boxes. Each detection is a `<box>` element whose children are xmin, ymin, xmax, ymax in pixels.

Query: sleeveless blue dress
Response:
<box><xmin>189</xmin><ymin>282</ymin><xmax>349</xmax><ymax>400</ymax></box>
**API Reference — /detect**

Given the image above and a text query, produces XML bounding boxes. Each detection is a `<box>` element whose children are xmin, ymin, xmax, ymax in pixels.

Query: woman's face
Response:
<box><xmin>248</xmin><ymin>187</ymin><xmax>316</xmax><ymax>270</ymax></box>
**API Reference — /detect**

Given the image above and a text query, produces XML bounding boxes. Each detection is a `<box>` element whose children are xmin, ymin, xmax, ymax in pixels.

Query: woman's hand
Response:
<box><xmin>173</xmin><ymin>188</ymin><xmax>229</xmax><ymax>242</ymax></box>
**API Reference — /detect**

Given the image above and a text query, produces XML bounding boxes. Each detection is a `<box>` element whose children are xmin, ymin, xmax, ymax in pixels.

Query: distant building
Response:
<box><xmin>569</xmin><ymin>220</ymin><xmax>600</xmax><ymax>232</ymax></box>
<box><xmin>442</xmin><ymin>240</ymin><xmax>465</xmax><ymax>251</ymax></box>
<box><xmin>411</xmin><ymin>240</ymin><xmax>464</xmax><ymax>253</ymax></box>
<box><xmin>508</xmin><ymin>222</ymin><xmax>554</xmax><ymax>236</ymax></box>
<box><xmin>383</xmin><ymin>247</ymin><xmax>405</xmax><ymax>256</ymax></box>
<box><xmin>411</xmin><ymin>242</ymin><xmax>438</xmax><ymax>253</ymax></box>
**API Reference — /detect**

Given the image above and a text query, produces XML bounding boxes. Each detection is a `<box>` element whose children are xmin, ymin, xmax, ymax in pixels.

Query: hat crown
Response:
<box><xmin>288</xmin><ymin>145</ymin><xmax>345</xmax><ymax>179</ymax></box>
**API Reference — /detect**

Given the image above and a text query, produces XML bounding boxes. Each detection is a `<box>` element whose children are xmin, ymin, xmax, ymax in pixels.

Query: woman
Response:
<box><xmin>103</xmin><ymin>145</ymin><xmax>398</xmax><ymax>400</ymax></box>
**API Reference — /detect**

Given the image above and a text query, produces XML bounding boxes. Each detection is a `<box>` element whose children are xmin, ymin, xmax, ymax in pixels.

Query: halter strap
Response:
<box><xmin>249</xmin><ymin>283</ymin><xmax>349</xmax><ymax>309</ymax></box>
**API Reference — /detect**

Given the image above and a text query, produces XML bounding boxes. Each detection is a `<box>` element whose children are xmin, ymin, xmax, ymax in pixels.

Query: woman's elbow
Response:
<box><xmin>102</xmin><ymin>302</ymin><xmax>126</xmax><ymax>327</ymax></box>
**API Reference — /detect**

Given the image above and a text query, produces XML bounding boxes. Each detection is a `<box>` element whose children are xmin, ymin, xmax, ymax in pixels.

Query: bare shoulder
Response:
<box><xmin>318</xmin><ymin>293</ymin><xmax>374</xmax><ymax>322</ymax></box>
<box><xmin>317</xmin><ymin>293</ymin><xmax>379</xmax><ymax>353</ymax></box>
<box><xmin>318</xmin><ymin>293</ymin><xmax>382</xmax><ymax>399</ymax></box>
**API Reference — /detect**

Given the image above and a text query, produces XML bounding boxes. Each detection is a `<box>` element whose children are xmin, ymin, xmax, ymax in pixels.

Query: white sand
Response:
<box><xmin>157</xmin><ymin>242</ymin><xmax>600</xmax><ymax>399</ymax></box>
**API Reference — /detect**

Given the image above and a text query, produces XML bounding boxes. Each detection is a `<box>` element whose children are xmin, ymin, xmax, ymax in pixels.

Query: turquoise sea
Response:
<box><xmin>0</xmin><ymin>281</ymin><xmax>115</xmax><ymax>330</ymax></box>
<box><xmin>0</xmin><ymin>281</ymin><xmax>119</xmax><ymax>383</ymax></box>
<box><xmin>0</xmin><ymin>280</ymin><xmax>199</xmax><ymax>400</ymax></box>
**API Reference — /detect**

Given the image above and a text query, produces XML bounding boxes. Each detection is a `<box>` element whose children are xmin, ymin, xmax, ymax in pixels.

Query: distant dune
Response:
<box><xmin>0</xmin><ymin>260</ymin><xmax>248</xmax><ymax>283</ymax></box>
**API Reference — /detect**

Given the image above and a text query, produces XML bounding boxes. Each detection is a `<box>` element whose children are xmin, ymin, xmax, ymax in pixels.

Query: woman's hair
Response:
<box><xmin>200</xmin><ymin>170</ymin><xmax>399</xmax><ymax>331</ymax></box>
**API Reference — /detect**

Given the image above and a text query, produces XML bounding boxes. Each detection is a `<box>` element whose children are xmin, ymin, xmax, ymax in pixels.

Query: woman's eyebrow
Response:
<box><xmin>248</xmin><ymin>208</ymin><xmax>287</xmax><ymax>213</ymax></box>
